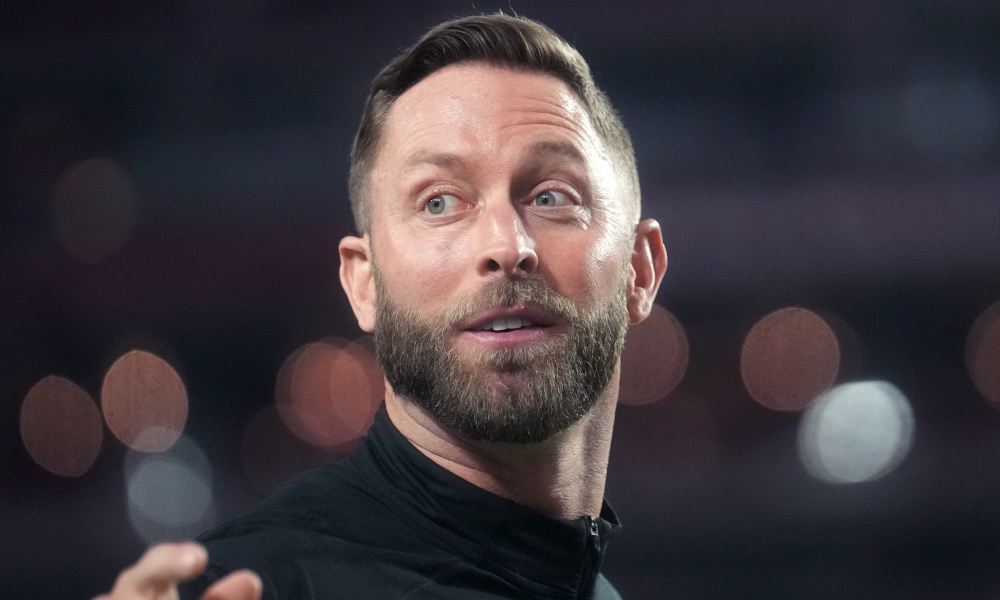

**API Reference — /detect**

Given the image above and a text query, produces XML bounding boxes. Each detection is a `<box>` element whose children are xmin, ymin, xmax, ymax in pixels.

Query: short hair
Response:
<box><xmin>348</xmin><ymin>13</ymin><xmax>640</xmax><ymax>233</ymax></box>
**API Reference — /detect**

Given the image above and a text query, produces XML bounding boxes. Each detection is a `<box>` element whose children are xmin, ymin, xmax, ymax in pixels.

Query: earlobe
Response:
<box><xmin>339</xmin><ymin>234</ymin><xmax>376</xmax><ymax>333</ymax></box>
<box><xmin>626</xmin><ymin>219</ymin><xmax>667</xmax><ymax>324</ymax></box>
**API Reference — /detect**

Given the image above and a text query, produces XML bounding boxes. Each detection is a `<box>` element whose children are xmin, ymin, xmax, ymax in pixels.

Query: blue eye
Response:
<box><xmin>425</xmin><ymin>194</ymin><xmax>459</xmax><ymax>215</ymax></box>
<box><xmin>532</xmin><ymin>190</ymin><xmax>570</xmax><ymax>207</ymax></box>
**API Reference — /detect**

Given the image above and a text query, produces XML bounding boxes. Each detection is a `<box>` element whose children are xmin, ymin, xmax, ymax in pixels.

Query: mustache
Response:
<box><xmin>439</xmin><ymin>276</ymin><xmax>578</xmax><ymax>330</ymax></box>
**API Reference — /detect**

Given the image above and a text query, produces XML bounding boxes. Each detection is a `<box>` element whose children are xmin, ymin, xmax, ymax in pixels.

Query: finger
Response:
<box><xmin>113</xmin><ymin>542</ymin><xmax>208</xmax><ymax>595</ymax></box>
<box><xmin>200</xmin><ymin>570</ymin><xmax>262</xmax><ymax>600</ymax></box>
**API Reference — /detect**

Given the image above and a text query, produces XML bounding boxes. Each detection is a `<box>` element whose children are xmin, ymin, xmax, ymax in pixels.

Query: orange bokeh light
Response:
<box><xmin>275</xmin><ymin>338</ymin><xmax>383</xmax><ymax>449</ymax></box>
<box><xmin>740</xmin><ymin>307</ymin><xmax>840</xmax><ymax>411</ymax></box>
<box><xmin>101</xmin><ymin>350</ymin><xmax>188</xmax><ymax>452</ymax></box>
<box><xmin>619</xmin><ymin>304</ymin><xmax>689</xmax><ymax>406</ymax></box>
<box><xmin>966</xmin><ymin>301</ymin><xmax>1000</xmax><ymax>406</ymax></box>
<box><xmin>19</xmin><ymin>375</ymin><xmax>103</xmax><ymax>477</ymax></box>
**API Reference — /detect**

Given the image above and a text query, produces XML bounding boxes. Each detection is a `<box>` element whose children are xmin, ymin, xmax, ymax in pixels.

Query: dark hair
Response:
<box><xmin>348</xmin><ymin>13</ymin><xmax>639</xmax><ymax>233</ymax></box>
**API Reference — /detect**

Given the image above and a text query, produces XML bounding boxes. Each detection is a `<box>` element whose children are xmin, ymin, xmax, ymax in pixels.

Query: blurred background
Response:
<box><xmin>2</xmin><ymin>0</ymin><xmax>1000</xmax><ymax>598</ymax></box>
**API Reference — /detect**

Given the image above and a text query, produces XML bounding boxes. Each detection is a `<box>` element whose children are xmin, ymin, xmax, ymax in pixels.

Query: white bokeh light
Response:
<box><xmin>798</xmin><ymin>381</ymin><xmax>915</xmax><ymax>485</ymax></box>
<box><xmin>125</xmin><ymin>434</ymin><xmax>216</xmax><ymax>543</ymax></box>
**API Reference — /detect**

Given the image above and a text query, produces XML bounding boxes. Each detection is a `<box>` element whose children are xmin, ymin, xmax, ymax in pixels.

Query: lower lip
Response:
<box><xmin>458</xmin><ymin>326</ymin><xmax>555</xmax><ymax>349</ymax></box>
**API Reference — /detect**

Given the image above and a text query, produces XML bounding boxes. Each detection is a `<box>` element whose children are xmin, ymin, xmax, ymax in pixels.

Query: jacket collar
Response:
<box><xmin>353</xmin><ymin>405</ymin><xmax>621</xmax><ymax>598</ymax></box>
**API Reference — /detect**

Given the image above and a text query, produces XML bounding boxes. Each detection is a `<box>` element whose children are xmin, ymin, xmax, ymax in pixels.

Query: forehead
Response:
<box><xmin>376</xmin><ymin>62</ymin><xmax>606</xmax><ymax>170</ymax></box>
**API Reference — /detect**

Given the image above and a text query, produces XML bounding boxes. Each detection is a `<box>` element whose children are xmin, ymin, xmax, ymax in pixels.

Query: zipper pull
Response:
<box><xmin>587</xmin><ymin>515</ymin><xmax>600</xmax><ymax>551</ymax></box>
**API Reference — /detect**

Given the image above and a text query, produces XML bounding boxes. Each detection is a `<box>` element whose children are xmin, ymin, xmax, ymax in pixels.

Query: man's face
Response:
<box><xmin>365</xmin><ymin>63</ymin><xmax>635</xmax><ymax>443</ymax></box>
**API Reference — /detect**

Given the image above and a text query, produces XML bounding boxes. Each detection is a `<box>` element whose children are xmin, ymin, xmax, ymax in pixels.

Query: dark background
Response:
<box><xmin>2</xmin><ymin>1</ymin><xmax>1000</xmax><ymax>598</ymax></box>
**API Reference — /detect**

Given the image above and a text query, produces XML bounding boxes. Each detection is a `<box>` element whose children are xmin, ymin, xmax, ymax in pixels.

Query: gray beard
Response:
<box><xmin>373</xmin><ymin>269</ymin><xmax>629</xmax><ymax>444</ymax></box>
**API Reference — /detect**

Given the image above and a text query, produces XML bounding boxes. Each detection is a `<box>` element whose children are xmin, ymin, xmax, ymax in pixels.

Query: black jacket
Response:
<box><xmin>180</xmin><ymin>406</ymin><xmax>622</xmax><ymax>599</ymax></box>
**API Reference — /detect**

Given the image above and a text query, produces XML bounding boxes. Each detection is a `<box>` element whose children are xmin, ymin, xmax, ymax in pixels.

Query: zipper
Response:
<box><xmin>578</xmin><ymin>516</ymin><xmax>602</xmax><ymax>598</ymax></box>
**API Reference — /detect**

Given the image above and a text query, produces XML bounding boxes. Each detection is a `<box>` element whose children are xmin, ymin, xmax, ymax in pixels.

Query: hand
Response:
<box><xmin>93</xmin><ymin>542</ymin><xmax>262</xmax><ymax>600</ymax></box>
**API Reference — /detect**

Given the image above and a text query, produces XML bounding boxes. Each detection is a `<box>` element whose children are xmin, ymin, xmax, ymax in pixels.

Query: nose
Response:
<box><xmin>476</xmin><ymin>202</ymin><xmax>538</xmax><ymax>276</ymax></box>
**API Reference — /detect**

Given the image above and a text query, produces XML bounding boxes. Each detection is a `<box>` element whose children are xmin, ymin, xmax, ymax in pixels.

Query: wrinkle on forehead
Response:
<box><xmin>384</xmin><ymin>64</ymin><xmax>599</xmax><ymax>154</ymax></box>
<box><xmin>402</xmin><ymin>140</ymin><xmax>587</xmax><ymax>179</ymax></box>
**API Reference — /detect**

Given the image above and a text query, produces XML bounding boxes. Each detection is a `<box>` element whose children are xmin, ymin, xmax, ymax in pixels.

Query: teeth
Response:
<box><xmin>481</xmin><ymin>317</ymin><xmax>533</xmax><ymax>332</ymax></box>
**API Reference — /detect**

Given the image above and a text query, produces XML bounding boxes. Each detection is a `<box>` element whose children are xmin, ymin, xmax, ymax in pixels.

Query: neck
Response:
<box><xmin>384</xmin><ymin>372</ymin><xmax>619</xmax><ymax>521</ymax></box>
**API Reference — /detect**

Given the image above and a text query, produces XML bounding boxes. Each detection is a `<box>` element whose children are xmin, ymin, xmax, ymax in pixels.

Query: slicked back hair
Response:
<box><xmin>348</xmin><ymin>13</ymin><xmax>640</xmax><ymax>233</ymax></box>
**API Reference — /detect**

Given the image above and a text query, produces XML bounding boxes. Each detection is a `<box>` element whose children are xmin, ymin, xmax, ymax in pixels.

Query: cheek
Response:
<box><xmin>379</xmin><ymin>229</ymin><xmax>471</xmax><ymax>305</ymax></box>
<box><xmin>589</xmin><ymin>237</ymin><xmax>630</xmax><ymax>296</ymax></box>
<box><xmin>549</xmin><ymin>229</ymin><xmax>629</xmax><ymax>305</ymax></box>
<box><xmin>590</xmin><ymin>228</ymin><xmax>627</xmax><ymax>272</ymax></box>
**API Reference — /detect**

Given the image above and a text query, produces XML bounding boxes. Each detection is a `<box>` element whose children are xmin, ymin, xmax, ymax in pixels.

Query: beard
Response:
<box><xmin>372</xmin><ymin>265</ymin><xmax>629</xmax><ymax>444</ymax></box>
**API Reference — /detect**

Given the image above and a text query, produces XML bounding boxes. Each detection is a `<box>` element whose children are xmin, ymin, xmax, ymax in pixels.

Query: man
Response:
<box><xmin>97</xmin><ymin>13</ymin><xmax>666</xmax><ymax>600</ymax></box>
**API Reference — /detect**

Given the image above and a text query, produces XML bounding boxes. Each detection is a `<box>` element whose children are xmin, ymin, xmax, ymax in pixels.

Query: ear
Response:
<box><xmin>626</xmin><ymin>219</ymin><xmax>667</xmax><ymax>325</ymax></box>
<box><xmin>339</xmin><ymin>234</ymin><xmax>376</xmax><ymax>333</ymax></box>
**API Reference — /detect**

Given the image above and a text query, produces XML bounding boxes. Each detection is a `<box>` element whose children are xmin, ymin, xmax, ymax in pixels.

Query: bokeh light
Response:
<box><xmin>798</xmin><ymin>381</ymin><xmax>915</xmax><ymax>485</ymax></box>
<box><xmin>966</xmin><ymin>301</ymin><xmax>1000</xmax><ymax>406</ymax></box>
<box><xmin>49</xmin><ymin>157</ymin><xmax>137</xmax><ymax>263</ymax></box>
<box><xmin>19</xmin><ymin>375</ymin><xmax>103</xmax><ymax>477</ymax></box>
<box><xmin>275</xmin><ymin>338</ymin><xmax>383</xmax><ymax>449</ymax></box>
<box><xmin>741</xmin><ymin>307</ymin><xmax>840</xmax><ymax>411</ymax></box>
<box><xmin>101</xmin><ymin>350</ymin><xmax>188</xmax><ymax>452</ymax></box>
<box><xmin>125</xmin><ymin>434</ymin><xmax>215</xmax><ymax>543</ymax></box>
<box><xmin>619</xmin><ymin>304</ymin><xmax>689</xmax><ymax>406</ymax></box>
<box><xmin>241</xmin><ymin>405</ymin><xmax>343</xmax><ymax>495</ymax></box>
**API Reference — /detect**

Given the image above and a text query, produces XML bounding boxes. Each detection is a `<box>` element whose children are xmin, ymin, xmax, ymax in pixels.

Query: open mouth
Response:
<box><xmin>456</xmin><ymin>306</ymin><xmax>560</xmax><ymax>351</ymax></box>
<box><xmin>460</xmin><ymin>304</ymin><xmax>558</xmax><ymax>337</ymax></box>
<box><xmin>475</xmin><ymin>317</ymin><xmax>535</xmax><ymax>332</ymax></box>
